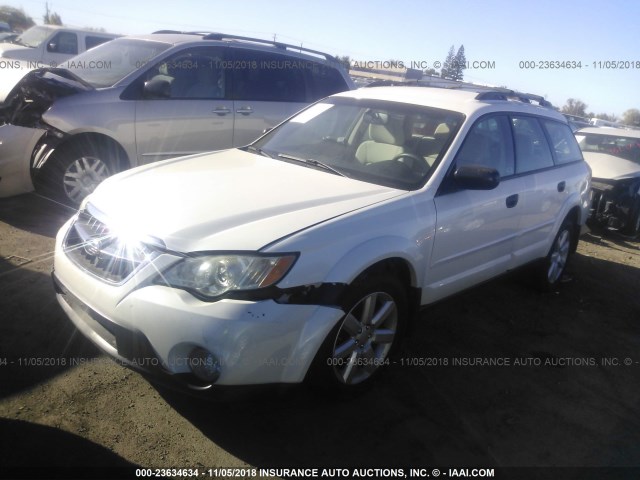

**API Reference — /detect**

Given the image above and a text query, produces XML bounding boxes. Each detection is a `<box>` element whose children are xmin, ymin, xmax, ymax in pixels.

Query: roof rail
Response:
<box><xmin>201</xmin><ymin>33</ymin><xmax>337</xmax><ymax>61</ymax></box>
<box><xmin>150</xmin><ymin>31</ymin><xmax>338</xmax><ymax>62</ymax></box>
<box><xmin>475</xmin><ymin>89</ymin><xmax>553</xmax><ymax>108</ymax></box>
<box><xmin>152</xmin><ymin>30</ymin><xmax>218</xmax><ymax>36</ymax></box>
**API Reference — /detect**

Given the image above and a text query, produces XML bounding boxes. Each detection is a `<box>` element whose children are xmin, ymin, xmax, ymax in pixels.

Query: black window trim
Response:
<box><xmin>121</xmin><ymin>44</ymin><xmax>230</xmax><ymax>101</ymax></box>
<box><xmin>437</xmin><ymin>112</ymin><xmax>585</xmax><ymax>197</ymax></box>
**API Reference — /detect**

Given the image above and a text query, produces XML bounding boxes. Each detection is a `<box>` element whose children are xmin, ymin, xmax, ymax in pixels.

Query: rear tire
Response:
<box><xmin>308</xmin><ymin>275</ymin><xmax>407</xmax><ymax>389</ymax></box>
<box><xmin>34</xmin><ymin>138</ymin><xmax>121</xmax><ymax>206</ymax></box>
<box><xmin>538</xmin><ymin>217</ymin><xmax>574</xmax><ymax>291</ymax></box>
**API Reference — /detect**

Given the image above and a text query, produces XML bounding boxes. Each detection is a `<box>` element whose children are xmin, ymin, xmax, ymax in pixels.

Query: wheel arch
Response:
<box><xmin>562</xmin><ymin>205</ymin><xmax>582</xmax><ymax>253</ymax></box>
<box><xmin>32</xmin><ymin>131</ymin><xmax>131</xmax><ymax>175</ymax></box>
<box><xmin>325</xmin><ymin>237</ymin><xmax>421</xmax><ymax>319</ymax></box>
<box><xmin>350</xmin><ymin>257</ymin><xmax>421</xmax><ymax>317</ymax></box>
<box><xmin>54</xmin><ymin>132</ymin><xmax>131</xmax><ymax>172</ymax></box>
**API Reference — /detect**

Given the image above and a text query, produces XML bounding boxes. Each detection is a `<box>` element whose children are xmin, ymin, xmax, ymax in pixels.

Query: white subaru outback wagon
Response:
<box><xmin>53</xmin><ymin>86</ymin><xmax>591</xmax><ymax>391</ymax></box>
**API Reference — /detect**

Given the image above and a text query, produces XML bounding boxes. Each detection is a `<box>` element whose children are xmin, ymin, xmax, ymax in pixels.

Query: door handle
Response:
<box><xmin>557</xmin><ymin>181</ymin><xmax>566</xmax><ymax>192</ymax></box>
<box><xmin>212</xmin><ymin>107</ymin><xmax>230</xmax><ymax>115</ymax></box>
<box><xmin>236</xmin><ymin>106</ymin><xmax>253</xmax><ymax>115</ymax></box>
<box><xmin>506</xmin><ymin>194</ymin><xmax>519</xmax><ymax>208</ymax></box>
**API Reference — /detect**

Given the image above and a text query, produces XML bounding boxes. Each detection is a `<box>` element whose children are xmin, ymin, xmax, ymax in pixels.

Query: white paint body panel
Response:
<box><xmin>53</xmin><ymin>87</ymin><xmax>592</xmax><ymax>387</ymax></box>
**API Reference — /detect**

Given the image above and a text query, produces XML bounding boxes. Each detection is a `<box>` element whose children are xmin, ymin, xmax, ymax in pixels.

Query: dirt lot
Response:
<box><xmin>1</xmin><ymin>193</ymin><xmax>640</xmax><ymax>479</ymax></box>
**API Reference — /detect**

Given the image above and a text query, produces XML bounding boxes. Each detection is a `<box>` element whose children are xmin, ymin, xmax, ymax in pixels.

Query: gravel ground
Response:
<box><xmin>0</xmin><ymin>193</ymin><xmax>639</xmax><ymax>480</ymax></box>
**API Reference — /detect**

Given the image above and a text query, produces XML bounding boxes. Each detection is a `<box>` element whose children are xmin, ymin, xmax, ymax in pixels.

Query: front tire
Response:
<box><xmin>309</xmin><ymin>275</ymin><xmax>407</xmax><ymax>388</ymax></box>
<box><xmin>34</xmin><ymin>138</ymin><xmax>121</xmax><ymax>206</ymax></box>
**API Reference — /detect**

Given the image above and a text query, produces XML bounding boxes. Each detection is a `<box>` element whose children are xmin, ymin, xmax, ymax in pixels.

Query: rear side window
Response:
<box><xmin>511</xmin><ymin>116</ymin><xmax>554</xmax><ymax>173</ymax></box>
<box><xmin>85</xmin><ymin>36</ymin><xmax>112</xmax><ymax>50</ymax></box>
<box><xmin>455</xmin><ymin>115</ymin><xmax>515</xmax><ymax>177</ymax></box>
<box><xmin>146</xmin><ymin>47</ymin><xmax>226</xmax><ymax>100</ymax></box>
<box><xmin>542</xmin><ymin>120</ymin><xmax>583</xmax><ymax>165</ymax></box>
<box><xmin>230</xmin><ymin>50</ymin><xmax>307</xmax><ymax>102</ymax></box>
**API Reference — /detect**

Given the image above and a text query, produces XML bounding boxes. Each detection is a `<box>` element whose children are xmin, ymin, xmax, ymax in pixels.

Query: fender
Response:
<box><xmin>324</xmin><ymin>235</ymin><xmax>424</xmax><ymax>287</ymax></box>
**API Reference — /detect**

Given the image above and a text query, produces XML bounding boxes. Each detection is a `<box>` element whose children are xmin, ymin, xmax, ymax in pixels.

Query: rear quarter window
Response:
<box><xmin>305</xmin><ymin>63</ymin><xmax>349</xmax><ymax>100</ymax></box>
<box><xmin>542</xmin><ymin>120</ymin><xmax>583</xmax><ymax>165</ymax></box>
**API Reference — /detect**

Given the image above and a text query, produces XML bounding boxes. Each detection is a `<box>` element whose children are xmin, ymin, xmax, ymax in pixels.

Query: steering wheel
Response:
<box><xmin>391</xmin><ymin>152</ymin><xmax>431</xmax><ymax>177</ymax></box>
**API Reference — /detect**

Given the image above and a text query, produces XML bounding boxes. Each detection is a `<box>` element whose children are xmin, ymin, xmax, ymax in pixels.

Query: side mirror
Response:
<box><xmin>143</xmin><ymin>77</ymin><xmax>171</xmax><ymax>99</ymax></box>
<box><xmin>46</xmin><ymin>41</ymin><xmax>57</xmax><ymax>52</ymax></box>
<box><xmin>453</xmin><ymin>165</ymin><xmax>500</xmax><ymax>190</ymax></box>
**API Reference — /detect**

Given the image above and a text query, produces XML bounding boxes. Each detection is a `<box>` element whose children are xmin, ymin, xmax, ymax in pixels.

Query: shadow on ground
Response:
<box><xmin>156</xmin><ymin>251</ymin><xmax>640</xmax><ymax>469</ymax></box>
<box><xmin>0</xmin><ymin>418</ymin><xmax>139</xmax><ymax>477</ymax></box>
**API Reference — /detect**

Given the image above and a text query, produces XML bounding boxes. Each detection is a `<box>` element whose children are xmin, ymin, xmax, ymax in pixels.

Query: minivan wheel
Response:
<box><xmin>538</xmin><ymin>218</ymin><xmax>574</xmax><ymax>291</ymax></box>
<box><xmin>309</xmin><ymin>275</ymin><xmax>407</xmax><ymax>388</ymax></box>
<box><xmin>34</xmin><ymin>138</ymin><xmax>120</xmax><ymax>206</ymax></box>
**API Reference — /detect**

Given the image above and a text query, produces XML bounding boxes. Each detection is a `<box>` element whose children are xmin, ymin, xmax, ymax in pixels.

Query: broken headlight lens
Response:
<box><xmin>157</xmin><ymin>254</ymin><xmax>297</xmax><ymax>299</ymax></box>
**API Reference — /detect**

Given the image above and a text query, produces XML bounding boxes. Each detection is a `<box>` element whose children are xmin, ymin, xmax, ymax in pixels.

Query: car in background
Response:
<box><xmin>0</xmin><ymin>32</ymin><xmax>19</xmax><ymax>43</ymax></box>
<box><xmin>0</xmin><ymin>25</ymin><xmax>119</xmax><ymax>68</ymax></box>
<box><xmin>576</xmin><ymin>127</ymin><xmax>640</xmax><ymax>236</ymax></box>
<box><xmin>52</xmin><ymin>86</ymin><xmax>591</xmax><ymax>393</ymax></box>
<box><xmin>0</xmin><ymin>31</ymin><xmax>354</xmax><ymax>204</ymax></box>
<box><xmin>562</xmin><ymin>113</ymin><xmax>591</xmax><ymax>132</ymax></box>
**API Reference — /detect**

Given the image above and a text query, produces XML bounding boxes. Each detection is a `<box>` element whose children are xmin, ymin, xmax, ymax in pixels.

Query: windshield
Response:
<box><xmin>576</xmin><ymin>132</ymin><xmax>640</xmax><ymax>166</ymax></box>
<box><xmin>61</xmin><ymin>38</ymin><xmax>171</xmax><ymax>88</ymax></box>
<box><xmin>13</xmin><ymin>25</ymin><xmax>56</xmax><ymax>48</ymax></box>
<box><xmin>251</xmin><ymin>97</ymin><xmax>463</xmax><ymax>190</ymax></box>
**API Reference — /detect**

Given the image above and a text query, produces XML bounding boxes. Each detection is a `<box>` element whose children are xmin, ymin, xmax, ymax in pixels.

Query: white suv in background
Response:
<box><xmin>53</xmin><ymin>86</ymin><xmax>591</xmax><ymax>392</ymax></box>
<box><xmin>0</xmin><ymin>32</ymin><xmax>353</xmax><ymax>204</ymax></box>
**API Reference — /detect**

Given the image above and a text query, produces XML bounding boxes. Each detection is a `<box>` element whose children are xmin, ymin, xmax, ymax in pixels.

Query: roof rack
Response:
<box><xmin>202</xmin><ymin>33</ymin><xmax>336</xmax><ymax>61</ymax></box>
<box><xmin>475</xmin><ymin>89</ymin><xmax>553</xmax><ymax>108</ymax></box>
<box><xmin>361</xmin><ymin>80</ymin><xmax>553</xmax><ymax>108</ymax></box>
<box><xmin>152</xmin><ymin>30</ymin><xmax>208</xmax><ymax>35</ymax></box>
<box><xmin>150</xmin><ymin>30</ymin><xmax>337</xmax><ymax>62</ymax></box>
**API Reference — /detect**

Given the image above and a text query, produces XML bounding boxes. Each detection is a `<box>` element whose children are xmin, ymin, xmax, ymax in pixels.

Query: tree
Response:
<box><xmin>335</xmin><ymin>55</ymin><xmax>351</xmax><ymax>72</ymax></box>
<box><xmin>451</xmin><ymin>45</ymin><xmax>466</xmax><ymax>81</ymax></box>
<box><xmin>440</xmin><ymin>45</ymin><xmax>455</xmax><ymax>79</ymax></box>
<box><xmin>622</xmin><ymin>108</ymin><xmax>640</xmax><ymax>127</ymax></box>
<box><xmin>561</xmin><ymin>98</ymin><xmax>588</xmax><ymax>117</ymax></box>
<box><xmin>0</xmin><ymin>6</ymin><xmax>35</xmax><ymax>31</ymax></box>
<box><xmin>44</xmin><ymin>7</ymin><xmax>62</xmax><ymax>25</ymax></box>
<box><xmin>424</xmin><ymin>67</ymin><xmax>439</xmax><ymax>76</ymax></box>
<box><xmin>593</xmin><ymin>113</ymin><xmax>617</xmax><ymax>122</ymax></box>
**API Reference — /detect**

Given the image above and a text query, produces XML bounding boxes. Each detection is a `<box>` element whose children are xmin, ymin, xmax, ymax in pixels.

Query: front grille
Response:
<box><xmin>64</xmin><ymin>211</ymin><xmax>156</xmax><ymax>284</ymax></box>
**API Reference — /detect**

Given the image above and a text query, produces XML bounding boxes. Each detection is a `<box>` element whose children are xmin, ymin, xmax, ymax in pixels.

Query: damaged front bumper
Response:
<box><xmin>589</xmin><ymin>177</ymin><xmax>640</xmax><ymax>232</ymax></box>
<box><xmin>0</xmin><ymin>67</ymin><xmax>90</xmax><ymax>197</ymax></box>
<box><xmin>0</xmin><ymin>124</ymin><xmax>44</xmax><ymax>196</ymax></box>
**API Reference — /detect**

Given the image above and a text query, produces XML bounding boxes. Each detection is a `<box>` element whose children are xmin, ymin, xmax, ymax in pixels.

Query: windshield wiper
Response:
<box><xmin>277</xmin><ymin>153</ymin><xmax>347</xmax><ymax>177</ymax></box>
<box><xmin>245</xmin><ymin>145</ymin><xmax>273</xmax><ymax>158</ymax></box>
<box><xmin>11</xmin><ymin>38</ymin><xmax>30</xmax><ymax>47</ymax></box>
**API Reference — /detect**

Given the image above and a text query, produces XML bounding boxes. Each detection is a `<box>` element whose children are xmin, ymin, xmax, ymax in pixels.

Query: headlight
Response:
<box><xmin>157</xmin><ymin>253</ymin><xmax>297</xmax><ymax>299</ymax></box>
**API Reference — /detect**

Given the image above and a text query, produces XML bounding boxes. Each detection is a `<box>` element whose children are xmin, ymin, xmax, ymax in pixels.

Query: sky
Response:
<box><xmin>4</xmin><ymin>0</ymin><xmax>640</xmax><ymax>117</ymax></box>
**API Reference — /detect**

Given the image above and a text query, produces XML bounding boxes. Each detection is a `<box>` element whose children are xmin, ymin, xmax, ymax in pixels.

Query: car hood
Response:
<box><xmin>583</xmin><ymin>152</ymin><xmax>640</xmax><ymax>180</ymax></box>
<box><xmin>0</xmin><ymin>43</ymin><xmax>29</xmax><ymax>57</ymax></box>
<box><xmin>0</xmin><ymin>67</ymin><xmax>92</xmax><ymax>126</ymax></box>
<box><xmin>86</xmin><ymin>150</ymin><xmax>406</xmax><ymax>252</ymax></box>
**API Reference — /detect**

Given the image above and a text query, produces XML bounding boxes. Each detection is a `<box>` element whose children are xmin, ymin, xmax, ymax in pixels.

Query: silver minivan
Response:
<box><xmin>0</xmin><ymin>32</ymin><xmax>354</xmax><ymax>204</ymax></box>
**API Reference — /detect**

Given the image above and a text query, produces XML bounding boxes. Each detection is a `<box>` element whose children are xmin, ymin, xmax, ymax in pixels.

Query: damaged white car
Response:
<box><xmin>53</xmin><ymin>87</ymin><xmax>591</xmax><ymax>392</ymax></box>
<box><xmin>0</xmin><ymin>32</ymin><xmax>353</xmax><ymax>204</ymax></box>
<box><xmin>576</xmin><ymin>127</ymin><xmax>640</xmax><ymax>236</ymax></box>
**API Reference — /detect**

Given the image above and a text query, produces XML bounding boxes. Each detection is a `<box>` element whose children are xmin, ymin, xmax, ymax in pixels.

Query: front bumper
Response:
<box><xmin>53</xmin><ymin>220</ymin><xmax>344</xmax><ymax>389</ymax></box>
<box><xmin>0</xmin><ymin>124</ymin><xmax>44</xmax><ymax>197</ymax></box>
<box><xmin>589</xmin><ymin>178</ymin><xmax>639</xmax><ymax>231</ymax></box>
